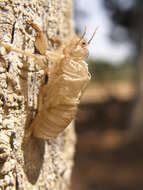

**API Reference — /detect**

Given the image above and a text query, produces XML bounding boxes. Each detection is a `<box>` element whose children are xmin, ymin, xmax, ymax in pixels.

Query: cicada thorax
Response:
<box><xmin>31</xmin><ymin>58</ymin><xmax>90</xmax><ymax>139</ymax></box>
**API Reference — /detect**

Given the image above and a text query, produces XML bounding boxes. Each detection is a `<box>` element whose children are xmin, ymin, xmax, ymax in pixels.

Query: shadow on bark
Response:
<box><xmin>22</xmin><ymin>136</ymin><xmax>45</xmax><ymax>184</ymax></box>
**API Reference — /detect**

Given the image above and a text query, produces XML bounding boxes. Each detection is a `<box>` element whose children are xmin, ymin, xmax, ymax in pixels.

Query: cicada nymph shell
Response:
<box><xmin>0</xmin><ymin>22</ymin><xmax>96</xmax><ymax>139</ymax></box>
<box><xmin>31</xmin><ymin>59</ymin><xmax>90</xmax><ymax>139</ymax></box>
<box><xmin>29</xmin><ymin>25</ymin><xmax>96</xmax><ymax>139</ymax></box>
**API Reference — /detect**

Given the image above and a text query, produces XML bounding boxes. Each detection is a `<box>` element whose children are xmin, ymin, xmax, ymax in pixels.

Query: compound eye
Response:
<box><xmin>82</xmin><ymin>41</ymin><xmax>86</xmax><ymax>46</ymax></box>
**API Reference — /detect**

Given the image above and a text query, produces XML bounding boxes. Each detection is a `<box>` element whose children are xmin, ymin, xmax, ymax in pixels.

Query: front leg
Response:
<box><xmin>28</xmin><ymin>21</ymin><xmax>64</xmax><ymax>53</ymax></box>
<box><xmin>0</xmin><ymin>26</ymin><xmax>64</xmax><ymax>68</ymax></box>
<box><xmin>27</xmin><ymin>21</ymin><xmax>48</xmax><ymax>55</ymax></box>
<box><xmin>0</xmin><ymin>42</ymin><xmax>49</xmax><ymax>72</ymax></box>
<box><xmin>28</xmin><ymin>21</ymin><xmax>65</xmax><ymax>62</ymax></box>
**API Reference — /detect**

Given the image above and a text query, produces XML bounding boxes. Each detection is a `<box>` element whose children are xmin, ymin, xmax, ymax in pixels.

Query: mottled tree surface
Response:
<box><xmin>0</xmin><ymin>0</ymin><xmax>76</xmax><ymax>189</ymax></box>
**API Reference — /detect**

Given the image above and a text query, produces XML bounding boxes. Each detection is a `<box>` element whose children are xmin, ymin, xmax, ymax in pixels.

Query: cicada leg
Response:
<box><xmin>0</xmin><ymin>42</ymin><xmax>49</xmax><ymax>72</ymax></box>
<box><xmin>27</xmin><ymin>21</ymin><xmax>49</xmax><ymax>55</ymax></box>
<box><xmin>27</xmin><ymin>21</ymin><xmax>65</xmax><ymax>61</ymax></box>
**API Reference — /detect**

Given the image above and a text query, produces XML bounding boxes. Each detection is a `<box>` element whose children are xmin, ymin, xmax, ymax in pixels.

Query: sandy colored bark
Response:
<box><xmin>0</xmin><ymin>0</ymin><xmax>76</xmax><ymax>189</ymax></box>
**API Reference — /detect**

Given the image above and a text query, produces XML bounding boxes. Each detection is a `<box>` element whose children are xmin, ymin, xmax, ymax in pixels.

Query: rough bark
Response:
<box><xmin>0</xmin><ymin>0</ymin><xmax>76</xmax><ymax>189</ymax></box>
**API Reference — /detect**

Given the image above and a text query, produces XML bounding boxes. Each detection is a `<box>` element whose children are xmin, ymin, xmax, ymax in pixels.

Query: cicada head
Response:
<box><xmin>65</xmin><ymin>28</ymin><xmax>97</xmax><ymax>60</ymax></box>
<box><xmin>71</xmin><ymin>37</ymin><xmax>89</xmax><ymax>60</ymax></box>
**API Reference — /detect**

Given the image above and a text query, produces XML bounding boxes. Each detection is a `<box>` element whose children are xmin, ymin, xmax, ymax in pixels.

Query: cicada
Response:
<box><xmin>0</xmin><ymin>22</ymin><xmax>96</xmax><ymax>139</ymax></box>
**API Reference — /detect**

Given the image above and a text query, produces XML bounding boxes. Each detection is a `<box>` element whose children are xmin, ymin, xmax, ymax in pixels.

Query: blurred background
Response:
<box><xmin>71</xmin><ymin>0</ymin><xmax>143</xmax><ymax>190</ymax></box>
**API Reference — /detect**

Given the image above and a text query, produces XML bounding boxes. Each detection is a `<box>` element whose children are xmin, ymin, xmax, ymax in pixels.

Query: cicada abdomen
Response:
<box><xmin>31</xmin><ymin>58</ymin><xmax>90</xmax><ymax>139</ymax></box>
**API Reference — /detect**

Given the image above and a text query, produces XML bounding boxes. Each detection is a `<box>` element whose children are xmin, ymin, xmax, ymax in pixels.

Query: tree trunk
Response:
<box><xmin>0</xmin><ymin>0</ymin><xmax>76</xmax><ymax>189</ymax></box>
<box><xmin>129</xmin><ymin>46</ymin><xmax>143</xmax><ymax>139</ymax></box>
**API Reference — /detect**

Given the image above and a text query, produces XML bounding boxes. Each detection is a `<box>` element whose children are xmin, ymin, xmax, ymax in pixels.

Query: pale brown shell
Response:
<box><xmin>0</xmin><ymin>21</ymin><xmax>92</xmax><ymax>140</ymax></box>
<box><xmin>31</xmin><ymin>59</ymin><xmax>90</xmax><ymax>139</ymax></box>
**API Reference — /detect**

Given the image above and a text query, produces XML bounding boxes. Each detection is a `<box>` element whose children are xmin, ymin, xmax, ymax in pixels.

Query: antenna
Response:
<box><xmin>87</xmin><ymin>27</ymin><xmax>98</xmax><ymax>44</ymax></box>
<box><xmin>75</xmin><ymin>26</ymin><xmax>87</xmax><ymax>47</ymax></box>
<box><xmin>80</xmin><ymin>26</ymin><xmax>87</xmax><ymax>40</ymax></box>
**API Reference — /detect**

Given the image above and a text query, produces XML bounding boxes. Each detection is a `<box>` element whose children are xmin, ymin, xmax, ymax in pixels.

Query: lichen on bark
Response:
<box><xmin>0</xmin><ymin>0</ymin><xmax>76</xmax><ymax>189</ymax></box>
